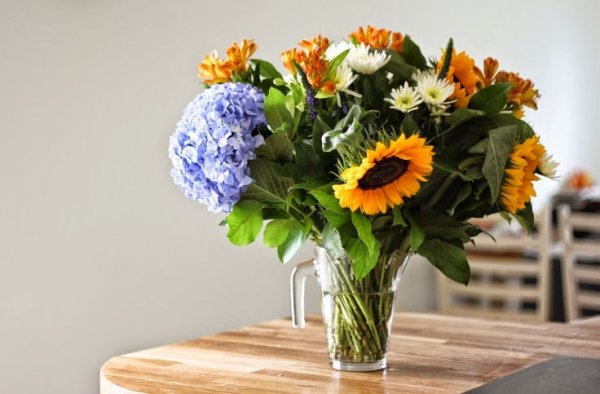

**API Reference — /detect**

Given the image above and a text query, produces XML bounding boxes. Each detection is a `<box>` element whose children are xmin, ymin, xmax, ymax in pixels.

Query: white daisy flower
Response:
<box><xmin>385</xmin><ymin>82</ymin><xmax>422</xmax><ymax>113</ymax></box>
<box><xmin>413</xmin><ymin>69</ymin><xmax>454</xmax><ymax>105</ymax></box>
<box><xmin>345</xmin><ymin>43</ymin><xmax>390</xmax><ymax>75</ymax></box>
<box><xmin>539</xmin><ymin>152</ymin><xmax>559</xmax><ymax>180</ymax></box>
<box><xmin>333</xmin><ymin>63</ymin><xmax>360</xmax><ymax>106</ymax></box>
<box><xmin>325</xmin><ymin>41</ymin><xmax>353</xmax><ymax>61</ymax></box>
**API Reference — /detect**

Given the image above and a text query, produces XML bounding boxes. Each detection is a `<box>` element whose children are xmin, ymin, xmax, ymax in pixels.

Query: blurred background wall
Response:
<box><xmin>1</xmin><ymin>0</ymin><xmax>598</xmax><ymax>392</ymax></box>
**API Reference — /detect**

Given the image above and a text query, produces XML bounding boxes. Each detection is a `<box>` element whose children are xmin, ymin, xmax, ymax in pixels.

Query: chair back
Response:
<box><xmin>558</xmin><ymin>204</ymin><xmax>600</xmax><ymax>321</ymax></box>
<box><xmin>436</xmin><ymin>206</ymin><xmax>551</xmax><ymax>321</ymax></box>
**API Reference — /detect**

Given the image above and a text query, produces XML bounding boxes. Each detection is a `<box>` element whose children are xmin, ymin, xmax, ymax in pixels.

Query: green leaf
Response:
<box><xmin>450</xmin><ymin>183</ymin><xmax>472</xmax><ymax>214</ymax></box>
<box><xmin>513</xmin><ymin>203</ymin><xmax>534</xmax><ymax>234</ymax></box>
<box><xmin>482</xmin><ymin>125</ymin><xmax>518</xmax><ymax>202</ymax></box>
<box><xmin>255</xmin><ymin>134</ymin><xmax>293</xmax><ymax>162</ymax></box>
<box><xmin>412</xmin><ymin>211</ymin><xmax>470</xmax><ymax>243</ymax></box>
<box><xmin>392</xmin><ymin>206</ymin><xmax>407</xmax><ymax>226</ymax></box>
<box><xmin>322</xmin><ymin>105</ymin><xmax>364</xmax><ymax>152</ymax></box>
<box><xmin>244</xmin><ymin>159</ymin><xmax>294</xmax><ymax>205</ymax></box>
<box><xmin>263</xmin><ymin>219</ymin><xmax>293</xmax><ymax>247</ymax></box>
<box><xmin>433</xmin><ymin>160</ymin><xmax>474</xmax><ymax>181</ymax></box>
<box><xmin>438</xmin><ymin>38</ymin><xmax>454</xmax><ymax>80</ymax></box>
<box><xmin>264</xmin><ymin>87</ymin><xmax>292</xmax><ymax>133</ymax></box>
<box><xmin>419</xmin><ymin>239</ymin><xmax>470</xmax><ymax>285</ymax></box>
<box><xmin>324</xmin><ymin>49</ymin><xmax>350</xmax><ymax>80</ymax></box>
<box><xmin>312</xmin><ymin>116</ymin><xmax>332</xmax><ymax>155</ymax></box>
<box><xmin>400</xmin><ymin>35</ymin><xmax>427</xmax><ymax>69</ymax></box>
<box><xmin>345</xmin><ymin>238</ymin><xmax>380</xmax><ymax>280</ymax></box>
<box><xmin>277</xmin><ymin>222</ymin><xmax>308</xmax><ymax>263</ymax></box>
<box><xmin>321</xmin><ymin>224</ymin><xmax>345</xmax><ymax>259</ymax></box>
<box><xmin>468</xmin><ymin>83</ymin><xmax>512</xmax><ymax>114</ymax></box>
<box><xmin>469</xmin><ymin>138</ymin><xmax>489</xmax><ymax>154</ymax></box>
<box><xmin>226</xmin><ymin>201</ymin><xmax>263</xmax><ymax>246</ymax></box>
<box><xmin>250</xmin><ymin>59</ymin><xmax>283</xmax><ymax>80</ymax></box>
<box><xmin>310</xmin><ymin>189</ymin><xmax>350</xmax><ymax>228</ymax></box>
<box><xmin>407</xmin><ymin>211</ymin><xmax>425</xmax><ymax>251</ymax></box>
<box><xmin>351</xmin><ymin>212</ymin><xmax>377</xmax><ymax>254</ymax></box>
<box><xmin>446</xmin><ymin>108</ymin><xmax>486</xmax><ymax>127</ymax></box>
<box><xmin>384</xmin><ymin>51</ymin><xmax>417</xmax><ymax>81</ymax></box>
<box><xmin>401</xmin><ymin>114</ymin><xmax>419</xmax><ymax>134</ymax></box>
<box><xmin>491</xmin><ymin>113</ymin><xmax>535</xmax><ymax>142</ymax></box>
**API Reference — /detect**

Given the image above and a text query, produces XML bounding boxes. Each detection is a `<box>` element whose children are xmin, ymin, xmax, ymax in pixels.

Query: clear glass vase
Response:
<box><xmin>291</xmin><ymin>247</ymin><xmax>410</xmax><ymax>371</ymax></box>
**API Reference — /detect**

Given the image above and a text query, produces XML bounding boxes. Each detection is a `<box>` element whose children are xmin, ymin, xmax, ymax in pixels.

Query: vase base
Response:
<box><xmin>330</xmin><ymin>358</ymin><xmax>387</xmax><ymax>372</ymax></box>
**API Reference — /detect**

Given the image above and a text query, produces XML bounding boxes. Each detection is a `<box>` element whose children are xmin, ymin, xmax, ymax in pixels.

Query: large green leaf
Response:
<box><xmin>412</xmin><ymin>211</ymin><xmax>470</xmax><ymax>243</ymax></box>
<box><xmin>446</xmin><ymin>108</ymin><xmax>486</xmax><ymax>127</ymax></box>
<box><xmin>513</xmin><ymin>203</ymin><xmax>534</xmax><ymax>234</ymax></box>
<box><xmin>264</xmin><ymin>87</ymin><xmax>292</xmax><ymax>133</ymax></box>
<box><xmin>249</xmin><ymin>59</ymin><xmax>283</xmax><ymax>80</ymax></box>
<box><xmin>400</xmin><ymin>35</ymin><xmax>427</xmax><ymax>70</ymax></box>
<box><xmin>482</xmin><ymin>125</ymin><xmax>518</xmax><ymax>202</ymax></box>
<box><xmin>277</xmin><ymin>222</ymin><xmax>308</xmax><ymax>263</ymax></box>
<box><xmin>309</xmin><ymin>189</ymin><xmax>350</xmax><ymax>228</ymax></box>
<box><xmin>255</xmin><ymin>134</ymin><xmax>293</xmax><ymax>162</ymax></box>
<box><xmin>418</xmin><ymin>239</ymin><xmax>470</xmax><ymax>285</ymax></box>
<box><xmin>244</xmin><ymin>159</ymin><xmax>294</xmax><ymax>205</ymax></box>
<box><xmin>263</xmin><ymin>219</ymin><xmax>294</xmax><ymax>247</ymax></box>
<box><xmin>226</xmin><ymin>200</ymin><xmax>263</xmax><ymax>246</ymax></box>
<box><xmin>383</xmin><ymin>51</ymin><xmax>416</xmax><ymax>81</ymax></box>
<box><xmin>468</xmin><ymin>83</ymin><xmax>512</xmax><ymax>114</ymax></box>
<box><xmin>351</xmin><ymin>212</ymin><xmax>377</xmax><ymax>254</ymax></box>
<box><xmin>345</xmin><ymin>238</ymin><xmax>380</xmax><ymax>280</ymax></box>
<box><xmin>401</xmin><ymin>114</ymin><xmax>419</xmax><ymax>134</ymax></box>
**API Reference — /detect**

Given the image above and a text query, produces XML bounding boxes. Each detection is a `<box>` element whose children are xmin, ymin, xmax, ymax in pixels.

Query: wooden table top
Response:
<box><xmin>100</xmin><ymin>313</ymin><xmax>600</xmax><ymax>393</ymax></box>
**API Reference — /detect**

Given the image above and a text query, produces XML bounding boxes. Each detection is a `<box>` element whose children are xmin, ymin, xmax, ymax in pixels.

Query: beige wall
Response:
<box><xmin>1</xmin><ymin>0</ymin><xmax>598</xmax><ymax>392</ymax></box>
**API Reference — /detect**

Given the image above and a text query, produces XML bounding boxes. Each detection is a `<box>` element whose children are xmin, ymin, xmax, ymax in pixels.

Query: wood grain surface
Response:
<box><xmin>100</xmin><ymin>313</ymin><xmax>600</xmax><ymax>393</ymax></box>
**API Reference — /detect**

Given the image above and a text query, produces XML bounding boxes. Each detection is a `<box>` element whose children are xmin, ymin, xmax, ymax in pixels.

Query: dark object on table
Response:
<box><xmin>467</xmin><ymin>356</ymin><xmax>600</xmax><ymax>394</ymax></box>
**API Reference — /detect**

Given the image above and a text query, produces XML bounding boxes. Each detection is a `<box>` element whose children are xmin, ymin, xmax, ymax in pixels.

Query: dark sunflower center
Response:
<box><xmin>358</xmin><ymin>157</ymin><xmax>409</xmax><ymax>190</ymax></box>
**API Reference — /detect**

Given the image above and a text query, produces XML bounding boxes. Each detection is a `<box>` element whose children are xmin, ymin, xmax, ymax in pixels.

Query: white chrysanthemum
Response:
<box><xmin>346</xmin><ymin>43</ymin><xmax>390</xmax><ymax>75</ymax></box>
<box><xmin>413</xmin><ymin>69</ymin><xmax>454</xmax><ymax>105</ymax></box>
<box><xmin>385</xmin><ymin>82</ymin><xmax>422</xmax><ymax>113</ymax></box>
<box><xmin>333</xmin><ymin>63</ymin><xmax>360</xmax><ymax>106</ymax></box>
<box><xmin>325</xmin><ymin>41</ymin><xmax>353</xmax><ymax>61</ymax></box>
<box><xmin>539</xmin><ymin>152</ymin><xmax>559</xmax><ymax>180</ymax></box>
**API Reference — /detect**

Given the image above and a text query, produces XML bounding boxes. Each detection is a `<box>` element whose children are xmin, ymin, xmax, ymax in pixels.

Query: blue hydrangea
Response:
<box><xmin>169</xmin><ymin>83</ymin><xmax>265</xmax><ymax>213</ymax></box>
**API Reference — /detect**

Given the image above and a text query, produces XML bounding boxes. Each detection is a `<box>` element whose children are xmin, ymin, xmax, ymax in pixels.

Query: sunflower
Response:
<box><xmin>437</xmin><ymin>49</ymin><xmax>481</xmax><ymax>108</ymax></box>
<box><xmin>333</xmin><ymin>134</ymin><xmax>434</xmax><ymax>215</ymax></box>
<box><xmin>500</xmin><ymin>136</ymin><xmax>545</xmax><ymax>214</ymax></box>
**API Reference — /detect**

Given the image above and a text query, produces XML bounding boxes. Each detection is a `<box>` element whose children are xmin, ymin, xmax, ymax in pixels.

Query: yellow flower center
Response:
<box><xmin>358</xmin><ymin>157</ymin><xmax>408</xmax><ymax>190</ymax></box>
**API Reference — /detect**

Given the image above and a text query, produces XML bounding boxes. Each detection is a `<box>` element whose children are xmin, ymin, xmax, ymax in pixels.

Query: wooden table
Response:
<box><xmin>101</xmin><ymin>313</ymin><xmax>600</xmax><ymax>393</ymax></box>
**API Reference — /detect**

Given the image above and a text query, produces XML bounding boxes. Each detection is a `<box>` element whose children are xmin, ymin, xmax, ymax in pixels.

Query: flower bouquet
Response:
<box><xmin>169</xmin><ymin>26</ymin><xmax>557</xmax><ymax>371</ymax></box>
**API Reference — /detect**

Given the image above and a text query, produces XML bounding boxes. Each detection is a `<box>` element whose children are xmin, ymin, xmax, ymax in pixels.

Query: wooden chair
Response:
<box><xmin>436</xmin><ymin>206</ymin><xmax>551</xmax><ymax>321</ymax></box>
<box><xmin>558</xmin><ymin>205</ymin><xmax>600</xmax><ymax>321</ymax></box>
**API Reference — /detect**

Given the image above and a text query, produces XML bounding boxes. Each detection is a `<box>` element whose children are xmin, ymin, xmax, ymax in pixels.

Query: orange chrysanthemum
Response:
<box><xmin>198</xmin><ymin>39</ymin><xmax>257</xmax><ymax>84</ymax></box>
<box><xmin>281</xmin><ymin>35</ymin><xmax>336</xmax><ymax>94</ymax></box>
<box><xmin>500</xmin><ymin>136</ymin><xmax>545</xmax><ymax>214</ymax></box>
<box><xmin>437</xmin><ymin>49</ymin><xmax>481</xmax><ymax>108</ymax></box>
<box><xmin>350</xmin><ymin>25</ymin><xmax>404</xmax><ymax>52</ymax></box>
<box><xmin>333</xmin><ymin>134</ymin><xmax>434</xmax><ymax>215</ymax></box>
<box><xmin>474</xmin><ymin>57</ymin><xmax>540</xmax><ymax>117</ymax></box>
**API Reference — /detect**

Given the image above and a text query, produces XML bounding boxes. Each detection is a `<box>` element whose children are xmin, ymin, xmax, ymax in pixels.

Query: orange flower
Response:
<box><xmin>350</xmin><ymin>25</ymin><xmax>404</xmax><ymax>52</ymax></box>
<box><xmin>198</xmin><ymin>39</ymin><xmax>257</xmax><ymax>85</ymax></box>
<box><xmin>568</xmin><ymin>170</ymin><xmax>595</xmax><ymax>191</ymax></box>
<box><xmin>226</xmin><ymin>38</ymin><xmax>257</xmax><ymax>74</ymax></box>
<box><xmin>475</xmin><ymin>57</ymin><xmax>540</xmax><ymax>113</ymax></box>
<box><xmin>198</xmin><ymin>51</ymin><xmax>233</xmax><ymax>84</ymax></box>
<box><xmin>495</xmin><ymin>71</ymin><xmax>540</xmax><ymax>110</ymax></box>
<box><xmin>281</xmin><ymin>35</ymin><xmax>336</xmax><ymax>94</ymax></box>
<box><xmin>437</xmin><ymin>49</ymin><xmax>481</xmax><ymax>108</ymax></box>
